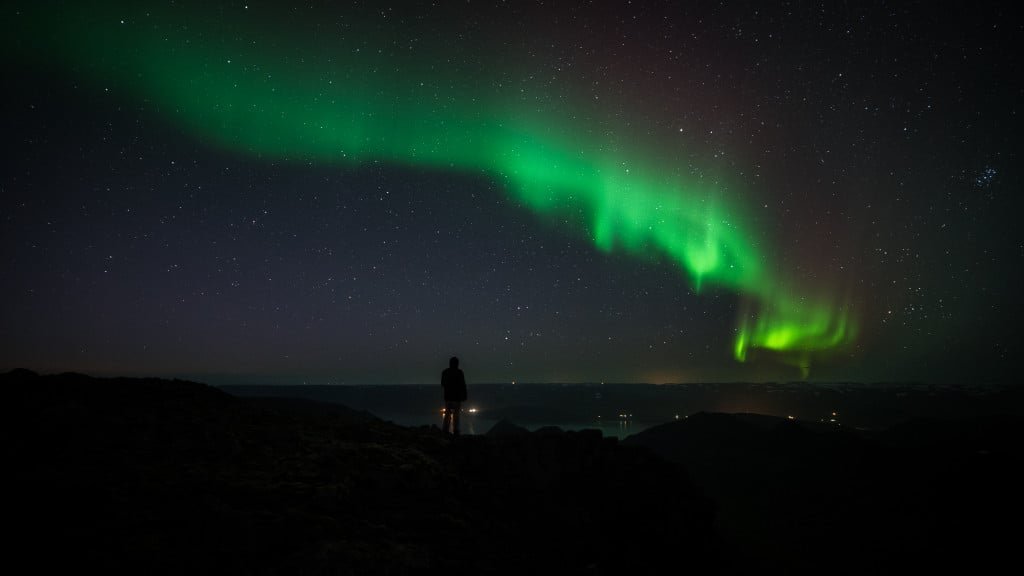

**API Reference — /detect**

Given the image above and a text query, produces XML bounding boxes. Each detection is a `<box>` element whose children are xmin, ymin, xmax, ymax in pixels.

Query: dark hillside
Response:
<box><xmin>6</xmin><ymin>370</ymin><xmax>716</xmax><ymax>575</ymax></box>
<box><xmin>625</xmin><ymin>411</ymin><xmax>1024</xmax><ymax>574</ymax></box>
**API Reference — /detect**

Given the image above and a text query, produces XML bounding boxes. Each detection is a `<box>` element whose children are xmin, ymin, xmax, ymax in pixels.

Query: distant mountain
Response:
<box><xmin>6</xmin><ymin>369</ymin><xmax>716</xmax><ymax>575</ymax></box>
<box><xmin>484</xmin><ymin>418</ymin><xmax>530</xmax><ymax>437</ymax></box>
<box><xmin>625</xmin><ymin>411</ymin><xmax>1024</xmax><ymax>574</ymax></box>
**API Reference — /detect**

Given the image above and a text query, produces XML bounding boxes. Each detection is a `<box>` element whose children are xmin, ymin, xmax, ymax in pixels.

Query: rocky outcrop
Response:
<box><xmin>6</xmin><ymin>370</ymin><xmax>716</xmax><ymax>575</ymax></box>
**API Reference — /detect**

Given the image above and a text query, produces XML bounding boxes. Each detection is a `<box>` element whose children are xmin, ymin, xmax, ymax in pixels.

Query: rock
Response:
<box><xmin>7</xmin><ymin>371</ymin><xmax>718</xmax><ymax>575</ymax></box>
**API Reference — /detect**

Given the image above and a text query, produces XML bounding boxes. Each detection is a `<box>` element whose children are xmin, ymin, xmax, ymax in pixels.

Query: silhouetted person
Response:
<box><xmin>441</xmin><ymin>356</ymin><xmax>467</xmax><ymax>435</ymax></box>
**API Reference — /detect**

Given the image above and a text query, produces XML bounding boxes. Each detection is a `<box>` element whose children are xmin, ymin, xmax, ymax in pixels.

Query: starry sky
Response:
<box><xmin>1</xmin><ymin>1</ymin><xmax>1020</xmax><ymax>384</ymax></box>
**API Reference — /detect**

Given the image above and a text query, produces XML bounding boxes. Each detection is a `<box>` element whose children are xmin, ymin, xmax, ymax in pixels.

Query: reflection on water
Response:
<box><xmin>377</xmin><ymin>410</ymin><xmax>652</xmax><ymax>439</ymax></box>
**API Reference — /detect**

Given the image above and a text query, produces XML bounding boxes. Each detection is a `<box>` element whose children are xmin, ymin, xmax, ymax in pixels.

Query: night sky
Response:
<box><xmin>2</xmin><ymin>1</ymin><xmax>1020</xmax><ymax>384</ymax></box>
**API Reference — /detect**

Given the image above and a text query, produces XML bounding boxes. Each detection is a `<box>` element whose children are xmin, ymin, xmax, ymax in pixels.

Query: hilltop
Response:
<box><xmin>6</xmin><ymin>370</ymin><xmax>716</xmax><ymax>575</ymax></box>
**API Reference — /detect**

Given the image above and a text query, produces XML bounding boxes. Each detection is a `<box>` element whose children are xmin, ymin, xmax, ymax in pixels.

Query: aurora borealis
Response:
<box><xmin>2</xmin><ymin>1</ymin><xmax>1019</xmax><ymax>383</ymax></box>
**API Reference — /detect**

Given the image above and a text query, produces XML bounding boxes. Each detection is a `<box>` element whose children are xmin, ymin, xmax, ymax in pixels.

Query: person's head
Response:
<box><xmin>449</xmin><ymin>356</ymin><xmax>459</xmax><ymax>368</ymax></box>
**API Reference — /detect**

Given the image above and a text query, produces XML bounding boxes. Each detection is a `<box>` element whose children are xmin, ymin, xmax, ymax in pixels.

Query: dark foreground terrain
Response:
<box><xmin>7</xmin><ymin>369</ymin><xmax>1022</xmax><ymax>575</ymax></box>
<box><xmin>624</xmin><ymin>411</ymin><xmax>1024</xmax><ymax>574</ymax></box>
<box><xmin>6</xmin><ymin>370</ymin><xmax>715</xmax><ymax>575</ymax></box>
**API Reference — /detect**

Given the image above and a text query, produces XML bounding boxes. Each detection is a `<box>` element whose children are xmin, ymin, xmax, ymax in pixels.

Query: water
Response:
<box><xmin>223</xmin><ymin>383</ymin><xmax>682</xmax><ymax>438</ymax></box>
<box><xmin>220</xmin><ymin>381</ymin><xmax>1024</xmax><ymax>436</ymax></box>
<box><xmin>374</xmin><ymin>411</ymin><xmax>652</xmax><ymax>438</ymax></box>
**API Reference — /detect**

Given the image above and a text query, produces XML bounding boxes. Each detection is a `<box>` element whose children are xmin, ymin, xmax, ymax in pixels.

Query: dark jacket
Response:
<box><xmin>441</xmin><ymin>367</ymin><xmax>467</xmax><ymax>402</ymax></box>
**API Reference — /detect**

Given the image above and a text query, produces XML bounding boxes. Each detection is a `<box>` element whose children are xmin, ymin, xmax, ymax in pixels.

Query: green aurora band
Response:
<box><xmin>24</xmin><ymin>4</ymin><xmax>856</xmax><ymax>376</ymax></box>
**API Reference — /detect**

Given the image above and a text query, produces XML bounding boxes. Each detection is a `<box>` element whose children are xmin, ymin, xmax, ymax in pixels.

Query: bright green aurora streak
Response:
<box><xmin>29</xmin><ymin>4</ymin><xmax>855</xmax><ymax>376</ymax></box>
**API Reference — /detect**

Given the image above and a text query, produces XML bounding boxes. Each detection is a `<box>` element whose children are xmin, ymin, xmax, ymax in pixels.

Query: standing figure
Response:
<box><xmin>441</xmin><ymin>356</ymin><xmax>467</xmax><ymax>435</ymax></box>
